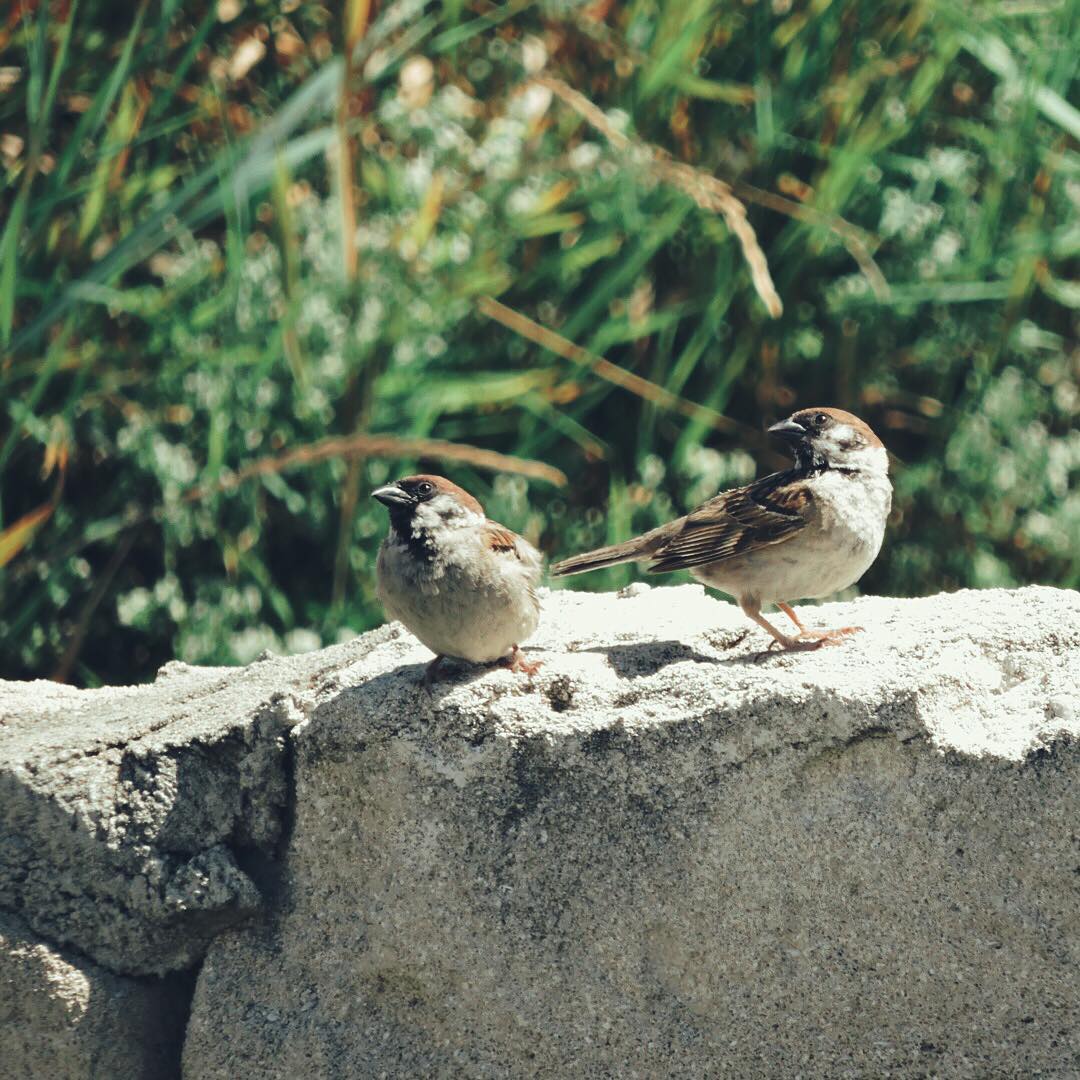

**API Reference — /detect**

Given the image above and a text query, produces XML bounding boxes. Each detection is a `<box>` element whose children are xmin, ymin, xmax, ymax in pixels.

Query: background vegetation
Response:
<box><xmin>1</xmin><ymin>0</ymin><xmax>1077</xmax><ymax>686</ymax></box>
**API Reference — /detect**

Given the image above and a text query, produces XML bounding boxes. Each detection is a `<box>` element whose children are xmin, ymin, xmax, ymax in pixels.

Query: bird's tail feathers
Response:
<box><xmin>551</xmin><ymin>539</ymin><xmax>651</xmax><ymax>577</ymax></box>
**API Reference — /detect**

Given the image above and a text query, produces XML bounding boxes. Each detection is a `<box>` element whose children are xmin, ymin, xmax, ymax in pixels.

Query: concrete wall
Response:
<box><xmin>2</xmin><ymin>586</ymin><xmax>1078</xmax><ymax>1077</ymax></box>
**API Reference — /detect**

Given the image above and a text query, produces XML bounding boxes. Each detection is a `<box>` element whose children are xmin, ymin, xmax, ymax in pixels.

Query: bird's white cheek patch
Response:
<box><xmin>818</xmin><ymin>424</ymin><xmax>858</xmax><ymax>453</ymax></box>
<box><xmin>412</xmin><ymin>498</ymin><xmax>483</xmax><ymax>534</ymax></box>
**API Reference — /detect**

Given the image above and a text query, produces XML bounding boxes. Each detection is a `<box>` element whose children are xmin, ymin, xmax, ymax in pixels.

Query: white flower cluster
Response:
<box><xmin>880</xmin><ymin>188</ymin><xmax>944</xmax><ymax>241</ymax></box>
<box><xmin>235</xmin><ymin>241</ymin><xmax>283</xmax><ymax>332</ymax></box>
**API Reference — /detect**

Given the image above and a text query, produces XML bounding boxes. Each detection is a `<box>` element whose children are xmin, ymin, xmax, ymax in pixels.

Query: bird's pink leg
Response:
<box><xmin>502</xmin><ymin>645</ymin><xmax>542</xmax><ymax>676</ymax></box>
<box><xmin>741</xmin><ymin>599</ymin><xmax>831</xmax><ymax>652</ymax></box>
<box><xmin>776</xmin><ymin>601</ymin><xmax>862</xmax><ymax>646</ymax></box>
<box><xmin>777</xmin><ymin>602</ymin><xmax>805</xmax><ymax>632</ymax></box>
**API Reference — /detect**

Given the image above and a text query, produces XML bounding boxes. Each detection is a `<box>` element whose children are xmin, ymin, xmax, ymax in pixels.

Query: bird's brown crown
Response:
<box><xmin>397</xmin><ymin>474</ymin><xmax>485</xmax><ymax>516</ymax></box>
<box><xmin>790</xmin><ymin>407</ymin><xmax>884</xmax><ymax>449</ymax></box>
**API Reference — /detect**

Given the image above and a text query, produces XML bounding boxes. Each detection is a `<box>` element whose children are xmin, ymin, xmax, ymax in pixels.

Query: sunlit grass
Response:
<box><xmin>1</xmin><ymin>0</ymin><xmax>1077</xmax><ymax>684</ymax></box>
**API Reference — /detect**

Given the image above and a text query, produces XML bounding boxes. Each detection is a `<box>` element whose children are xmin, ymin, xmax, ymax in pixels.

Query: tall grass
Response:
<box><xmin>1</xmin><ymin>0</ymin><xmax>1077</xmax><ymax>684</ymax></box>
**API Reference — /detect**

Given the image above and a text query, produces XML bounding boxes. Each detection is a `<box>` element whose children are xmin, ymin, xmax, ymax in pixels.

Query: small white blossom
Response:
<box><xmin>569</xmin><ymin>142</ymin><xmax>602</xmax><ymax>170</ymax></box>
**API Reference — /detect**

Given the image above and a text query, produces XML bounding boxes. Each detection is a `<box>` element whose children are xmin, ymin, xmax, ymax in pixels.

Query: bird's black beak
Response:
<box><xmin>371</xmin><ymin>484</ymin><xmax>412</xmax><ymax>508</ymax></box>
<box><xmin>767</xmin><ymin>418</ymin><xmax>807</xmax><ymax>443</ymax></box>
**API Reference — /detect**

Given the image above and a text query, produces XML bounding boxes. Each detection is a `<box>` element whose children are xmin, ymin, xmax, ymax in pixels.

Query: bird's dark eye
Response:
<box><xmin>415</xmin><ymin>481</ymin><xmax>435</xmax><ymax>497</ymax></box>
<box><xmin>815</xmin><ymin>412</ymin><xmax>829</xmax><ymax>427</ymax></box>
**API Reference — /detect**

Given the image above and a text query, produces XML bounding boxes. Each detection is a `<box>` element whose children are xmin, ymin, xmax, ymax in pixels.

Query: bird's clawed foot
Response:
<box><xmin>797</xmin><ymin>625</ymin><xmax>863</xmax><ymax>645</ymax></box>
<box><xmin>763</xmin><ymin>625</ymin><xmax>864</xmax><ymax>652</ymax></box>
<box><xmin>769</xmin><ymin>625</ymin><xmax>863</xmax><ymax>651</ymax></box>
<box><xmin>765</xmin><ymin>603</ymin><xmax>863</xmax><ymax>650</ymax></box>
<box><xmin>502</xmin><ymin>645</ymin><xmax>542</xmax><ymax>677</ymax></box>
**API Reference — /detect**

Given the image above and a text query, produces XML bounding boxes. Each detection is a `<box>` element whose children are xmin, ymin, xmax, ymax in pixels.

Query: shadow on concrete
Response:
<box><xmin>578</xmin><ymin>635</ymin><xmax>807</xmax><ymax>677</ymax></box>
<box><xmin>580</xmin><ymin>640</ymin><xmax>726</xmax><ymax>678</ymax></box>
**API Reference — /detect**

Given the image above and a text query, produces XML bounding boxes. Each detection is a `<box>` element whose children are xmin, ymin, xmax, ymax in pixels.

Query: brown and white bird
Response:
<box><xmin>552</xmin><ymin>408</ymin><xmax>892</xmax><ymax>651</ymax></box>
<box><xmin>372</xmin><ymin>474</ymin><xmax>543</xmax><ymax>683</ymax></box>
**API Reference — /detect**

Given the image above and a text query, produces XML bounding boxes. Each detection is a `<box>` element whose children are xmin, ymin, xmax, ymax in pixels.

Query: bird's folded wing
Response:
<box><xmin>483</xmin><ymin>522</ymin><xmax>542</xmax><ymax>570</ymax></box>
<box><xmin>647</xmin><ymin>470</ymin><xmax>811</xmax><ymax>574</ymax></box>
<box><xmin>483</xmin><ymin>524</ymin><xmax>520</xmax><ymax>554</ymax></box>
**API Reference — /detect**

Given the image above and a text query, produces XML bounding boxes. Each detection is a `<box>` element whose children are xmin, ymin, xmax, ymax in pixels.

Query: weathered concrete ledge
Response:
<box><xmin>2</xmin><ymin>585</ymin><xmax>1078</xmax><ymax>1077</ymax></box>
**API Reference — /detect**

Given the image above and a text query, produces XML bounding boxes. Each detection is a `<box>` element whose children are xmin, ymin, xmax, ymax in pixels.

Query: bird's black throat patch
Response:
<box><xmin>388</xmin><ymin>509</ymin><xmax>439</xmax><ymax>563</ymax></box>
<box><xmin>791</xmin><ymin>444</ymin><xmax>831</xmax><ymax>472</ymax></box>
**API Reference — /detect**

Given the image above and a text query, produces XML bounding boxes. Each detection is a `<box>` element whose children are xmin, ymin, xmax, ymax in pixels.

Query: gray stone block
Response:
<box><xmin>0</xmin><ymin>633</ymin><xmax>386</xmax><ymax>976</ymax></box>
<box><xmin>180</xmin><ymin>585</ymin><xmax>1080</xmax><ymax>1078</ymax></box>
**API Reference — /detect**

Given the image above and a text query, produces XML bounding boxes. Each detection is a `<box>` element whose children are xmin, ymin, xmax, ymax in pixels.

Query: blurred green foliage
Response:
<box><xmin>1</xmin><ymin>0</ymin><xmax>1077</xmax><ymax>685</ymax></box>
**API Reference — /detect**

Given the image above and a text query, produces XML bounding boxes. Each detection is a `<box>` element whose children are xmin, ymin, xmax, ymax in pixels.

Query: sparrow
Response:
<box><xmin>372</xmin><ymin>474</ymin><xmax>543</xmax><ymax>684</ymax></box>
<box><xmin>551</xmin><ymin>408</ymin><xmax>892</xmax><ymax>651</ymax></box>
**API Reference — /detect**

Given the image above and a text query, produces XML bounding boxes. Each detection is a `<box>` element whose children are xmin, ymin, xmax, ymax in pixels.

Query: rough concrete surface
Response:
<box><xmin>171</xmin><ymin>584</ymin><xmax>1079</xmax><ymax>1079</ymax></box>
<box><xmin>2</xmin><ymin>584</ymin><xmax>1077</xmax><ymax>1076</ymax></box>
<box><xmin>0</xmin><ymin>911</ymin><xmax>192</xmax><ymax>1079</ymax></box>
<box><xmin>0</xmin><ymin>631</ymin><xmax>394</xmax><ymax>975</ymax></box>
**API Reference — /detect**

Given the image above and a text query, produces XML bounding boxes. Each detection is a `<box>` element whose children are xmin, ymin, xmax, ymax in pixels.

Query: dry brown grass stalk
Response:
<box><xmin>181</xmin><ymin>432</ymin><xmax>567</xmax><ymax>506</ymax></box>
<box><xmin>535</xmin><ymin>75</ymin><xmax>783</xmax><ymax>319</ymax></box>
<box><xmin>728</xmin><ymin>180</ymin><xmax>889</xmax><ymax>299</ymax></box>
<box><xmin>535</xmin><ymin>74</ymin><xmax>890</xmax><ymax>306</ymax></box>
<box><xmin>477</xmin><ymin>295</ymin><xmax>757</xmax><ymax>439</ymax></box>
<box><xmin>336</xmin><ymin>0</ymin><xmax>371</xmax><ymax>281</ymax></box>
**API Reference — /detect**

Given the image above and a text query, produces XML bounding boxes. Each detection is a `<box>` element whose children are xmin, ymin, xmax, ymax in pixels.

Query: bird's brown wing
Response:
<box><xmin>482</xmin><ymin>521</ymin><xmax>543</xmax><ymax>607</ymax></box>
<box><xmin>482</xmin><ymin>521</ymin><xmax>543</xmax><ymax>574</ymax></box>
<box><xmin>647</xmin><ymin>469</ymin><xmax>812</xmax><ymax>574</ymax></box>
<box><xmin>483</xmin><ymin>523</ymin><xmax>522</xmax><ymax>556</ymax></box>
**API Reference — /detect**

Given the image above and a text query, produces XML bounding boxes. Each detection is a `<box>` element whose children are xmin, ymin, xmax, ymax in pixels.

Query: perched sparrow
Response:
<box><xmin>372</xmin><ymin>474</ymin><xmax>543</xmax><ymax>683</ymax></box>
<box><xmin>552</xmin><ymin>408</ymin><xmax>891</xmax><ymax>651</ymax></box>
